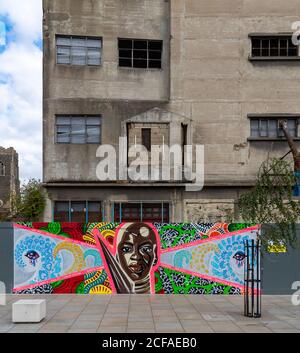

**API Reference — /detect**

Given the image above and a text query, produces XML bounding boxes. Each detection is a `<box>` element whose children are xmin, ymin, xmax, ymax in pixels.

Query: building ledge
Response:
<box><xmin>249</xmin><ymin>56</ymin><xmax>300</xmax><ymax>62</ymax></box>
<box><xmin>43</xmin><ymin>179</ymin><xmax>257</xmax><ymax>188</ymax></box>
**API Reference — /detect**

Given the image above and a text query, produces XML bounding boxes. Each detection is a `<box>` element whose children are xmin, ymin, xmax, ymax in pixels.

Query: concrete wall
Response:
<box><xmin>43</xmin><ymin>0</ymin><xmax>170</xmax><ymax>102</ymax></box>
<box><xmin>43</xmin><ymin>0</ymin><xmax>300</xmax><ymax>221</ymax></box>
<box><xmin>168</xmin><ymin>0</ymin><xmax>300</xmax><ymax>186</ymax></box>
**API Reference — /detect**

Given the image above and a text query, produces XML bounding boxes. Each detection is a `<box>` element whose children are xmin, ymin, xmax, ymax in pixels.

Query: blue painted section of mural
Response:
<box><xmin>161</xmin><ymin>230</ymin><xmax>257</xmax><ymax>285</ymax></box>
<box><xmin>14</xmin><ymin>227</ymin><xmax>102</xmax><ymax>289</ymax></box>
<box><xmin>0</xmin><ymin>222</ymin><xmax>259</xmax><ymax>294</ymax></box>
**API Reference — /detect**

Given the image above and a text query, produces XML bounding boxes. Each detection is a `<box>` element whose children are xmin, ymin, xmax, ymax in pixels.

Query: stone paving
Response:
<box><xmin>0</xmin><ymin>295</ymin><xmax>299</xmax><ymax>333</ymax></box>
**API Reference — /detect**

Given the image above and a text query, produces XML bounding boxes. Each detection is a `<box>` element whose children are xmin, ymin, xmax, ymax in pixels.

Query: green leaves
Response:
<box><xmin>1</xmin><ymin>178</ymin><xmax>46</xmax><ymax>222</ymax></box>
<box><xmin>238</xmin><ymin>158</ymin><xmax>299</xmax><ymax>250</ymax></box>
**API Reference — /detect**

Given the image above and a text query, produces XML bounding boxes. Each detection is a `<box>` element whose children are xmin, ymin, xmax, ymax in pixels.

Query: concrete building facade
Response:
<box><xmin>0</xmin><ymin>147</ymin><xmax>20</xmax><ymax>216</ymax></box>
<box><xmin>43</xmin><ymin>0</ymin><xmax>300</xmax><ymax>223</ymax></box>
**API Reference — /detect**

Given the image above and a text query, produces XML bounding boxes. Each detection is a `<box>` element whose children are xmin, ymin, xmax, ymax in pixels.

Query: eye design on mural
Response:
<box><xmin>25</xmin><ymin>250</ymin><xmax>40</xmax><ymax>267</ymax></box>
<box><xmin>233</xmin><ymin>251</ymin><xmax>246</xmax><ymax>268</ymax></box>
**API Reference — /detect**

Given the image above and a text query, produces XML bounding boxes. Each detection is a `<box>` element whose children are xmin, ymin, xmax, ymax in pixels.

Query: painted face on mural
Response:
<box><xmin>117</xmin><ymin>223</ymin><xmax>158</xmax><ymax>281</ymax></box>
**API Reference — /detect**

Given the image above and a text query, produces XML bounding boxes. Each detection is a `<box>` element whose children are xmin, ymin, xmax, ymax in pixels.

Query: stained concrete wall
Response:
<box><xmin>168</xmin><ymin>0</ymin><xmax>300</xmax><ymax>186</ymax></box>
<box><xmin>43</xmin><ymin>0</ymin><xmax>300</xmax><ymax>222</ymax></box>
<box><xmin>43</xmin><ymin>0</ymin><xmax>170</xmax><ymax>101</ymax></box>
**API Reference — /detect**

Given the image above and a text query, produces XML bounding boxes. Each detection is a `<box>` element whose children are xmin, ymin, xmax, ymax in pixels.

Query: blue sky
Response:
<box><xmin>0</xmin><ymin>1</ymin><xmax>42</xmax><ymax>181</ymax></box>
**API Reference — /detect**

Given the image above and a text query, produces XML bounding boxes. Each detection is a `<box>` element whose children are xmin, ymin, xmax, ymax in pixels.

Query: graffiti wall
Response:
<box><xmin>11</xmin><ymin>222</ymin><xmax>258</xmax><ymax>295</ymax></box>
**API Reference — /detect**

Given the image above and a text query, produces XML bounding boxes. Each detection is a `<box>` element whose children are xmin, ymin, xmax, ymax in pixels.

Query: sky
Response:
<box><xmin>0</xmin><ymin>0</ymin><xmax>43</xmax><ymax>182</ymax></box>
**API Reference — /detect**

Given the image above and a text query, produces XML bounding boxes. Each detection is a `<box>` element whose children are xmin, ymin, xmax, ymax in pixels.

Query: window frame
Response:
<box><xmin>248</xmin><ymin>115</ymin><xmax>300</xmax><ymax>141</ymax></box>
<box><xmin>118</xmin><ymin>38</ymin><xmax>163</xmax><ymax>70</ymax></box>
<box><xmin>55</xmin><ymin>115</ymin><xmax>102</xmax><ymax>145</ymax></box>
<box><xmin>113</xmin><ymin>202</ymin><xmax>170</xmax><ymax>223</ymax></box>
<box><xmin>53</xmin><ymin>201</ymin><xmax>103</xmax><ymax>222</ymax></box>
<box><xmin>56</xmin><ymin>34</ymin><xmax>102</xmax><ymax>67</ymax></box>
<box><xmin>249</xmin><ymin>33</ymin><xmax>300</xmax><ymax>61</ymax></box>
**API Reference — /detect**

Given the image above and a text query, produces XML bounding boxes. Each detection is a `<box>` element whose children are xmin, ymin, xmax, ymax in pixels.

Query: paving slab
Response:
<box><xmin>0</xmin><ymin>294</ymin><xmax>299</xmax><ymax>333</ymax></box>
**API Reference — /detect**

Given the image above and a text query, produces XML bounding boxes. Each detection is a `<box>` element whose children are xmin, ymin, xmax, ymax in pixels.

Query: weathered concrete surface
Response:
<box><xmin>43</xmin><ymin>0</ymin><xmax>300</xmax><ymax>221</ymax></box>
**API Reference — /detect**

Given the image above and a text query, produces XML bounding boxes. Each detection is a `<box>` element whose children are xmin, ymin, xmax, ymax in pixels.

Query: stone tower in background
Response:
<box><xmin>0</xmin><ymin>147</ymin><xmax>20</xmax><ymax>216</ymax></box>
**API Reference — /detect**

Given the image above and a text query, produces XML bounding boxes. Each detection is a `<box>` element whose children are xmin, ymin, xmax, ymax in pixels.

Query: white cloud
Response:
<box><xmin>0</xmin><ymin>21</ymin><xmax>6</xmax><ymax>46</ymax></box>
<box><xmin>0</xmin><ymin>1</ymin><xmax>42</xmax><ymax>181</ymax></box>
<box><xmin>0</xmin><ymin>0</ymin><xmax>42</xmax><ymax>43</ymax></box>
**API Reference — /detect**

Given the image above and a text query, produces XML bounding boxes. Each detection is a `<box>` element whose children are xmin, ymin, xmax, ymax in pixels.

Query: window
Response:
<box><xmin>118</xmin><ymin>38</ymin><xmax>163</xmax><ymax>69</ymax></box>
<box><xmin>56</xmin><ymin>115</ymin><xmax>101</xmax><ymax>144</ymax></box>
<box><xmin>114</xmin><ymin>203</ymin><xmax>170</xmax><ymax>222</ymax></box>
<box><xmin>56</xmin><ymin>35</ymin><xmax>102</xmax><ymax>66</ymax></box>
<box><xmin>54</xmin><ymin>202</ymin><xmax>69</xmax><ymax>222</ymax></box>
<box><xmin>142</xmin><ymin>128</ymin><xmax>151</xmax><ymax>151</ymax></box>
<box><xmin>54</xmin><ymin>201</ymin><xmax>102</xmax><ymax>222</ymax></box>
<box><xmin>249</xmin><ymin>117</ymin><xmax>299</xmax><ymax>139</ymax></box>
<box><xmin>0</xmin><ymin>162</ymin><xmax>5</xmax><ymax>176</ymax></box>
<box><xmin>250</xmin><ymin>35</ymin><xmax>299</xmax><ymax>59</ymax></box>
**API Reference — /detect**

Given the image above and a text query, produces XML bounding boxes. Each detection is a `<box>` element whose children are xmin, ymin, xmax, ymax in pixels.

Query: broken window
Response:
<box><xmin>118</xmin><ymin>38</ymin><xmax>163</xmax><ymax>69</ymax></box>
<box><xmin>250</xmin><ymin>118</ymin><xmax>299</xmax><ymax>139</ymax></box>
<box><xmin>56</xmin><ymin>115</ymin><xmax>101</xmax><ymax>144</ymax></box>
<box><xmin>250</xmin><ymin>36</ymin><xmax>299</xmax><ymax>58</ymax></box>
<box><xmin>56</xmin><ymin>35</ymin><xmax>102</xmax><ymax>66</ymax></box>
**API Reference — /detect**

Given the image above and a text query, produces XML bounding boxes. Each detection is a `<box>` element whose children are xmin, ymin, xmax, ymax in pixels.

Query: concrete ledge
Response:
<box><xmin>12</xmin><ymin>300</ymin><xmax>46</xmax><ymax>323</ymax></box>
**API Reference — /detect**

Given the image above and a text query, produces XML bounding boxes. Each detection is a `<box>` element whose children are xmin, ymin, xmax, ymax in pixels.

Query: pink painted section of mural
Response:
<box><xmin>9</xmin><ymin>222</ymin><xmax>258</xmax><ymax>295</ymax></box>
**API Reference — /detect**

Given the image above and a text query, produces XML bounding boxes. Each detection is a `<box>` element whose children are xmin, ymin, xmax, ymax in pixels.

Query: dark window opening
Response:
<box><xmin>142</xmin><ymin>128</ymin><xmax>151</xmax><ymax>151</ymax></box>
<box><xmin>181</xmin><ymin>124</ymin><xmax>188</xmax><ymax>166</ymax></box>
<box><xmin>250</xmin><ymin>36</ymin><xmax>299</xmax><ymax>58</ymax></box>
<box><xmin>118</xmin><ymin>38</ymin><xmax>163</xmax><ymax>69</ymax></box>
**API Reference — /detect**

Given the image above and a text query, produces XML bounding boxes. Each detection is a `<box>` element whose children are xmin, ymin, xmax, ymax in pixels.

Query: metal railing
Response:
<box><xmin>244</xmin><ymin>239</ymin><xmax>262</xmax><ymax>318</ymax></box>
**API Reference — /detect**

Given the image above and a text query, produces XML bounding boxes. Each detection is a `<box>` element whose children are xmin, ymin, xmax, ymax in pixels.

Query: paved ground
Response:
<box><xmin>0</xmin><ymin>295</ymin><xmax>299</xmax><ymax>333</ymax></box>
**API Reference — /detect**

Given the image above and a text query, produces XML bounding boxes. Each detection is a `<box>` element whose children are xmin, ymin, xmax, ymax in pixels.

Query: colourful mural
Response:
<box><xmin>11</xmin><ymin>222</ymin><xmax>259</xmax><ymax>295</ymax></box>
